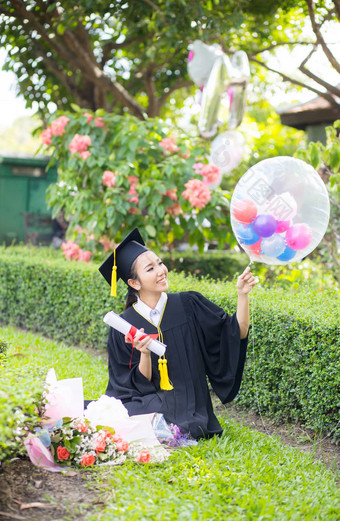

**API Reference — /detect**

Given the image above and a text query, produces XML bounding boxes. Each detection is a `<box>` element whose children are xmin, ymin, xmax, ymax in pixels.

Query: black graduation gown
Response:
<box><xmin>105</xmin><ymin>291</ymin><xmax>248</xmax><ymax>439</ymax></box>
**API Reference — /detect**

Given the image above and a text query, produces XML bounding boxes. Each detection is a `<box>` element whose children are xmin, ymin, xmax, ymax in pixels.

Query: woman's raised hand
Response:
<box><xmin>237</xmin><ymin>266</ymin><xmax>258</xmax><ymax>295</ymax></box>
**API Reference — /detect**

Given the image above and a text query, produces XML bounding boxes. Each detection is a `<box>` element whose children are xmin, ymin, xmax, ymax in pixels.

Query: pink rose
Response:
<box><xmin>76</xmin><ymin>420</ymin><xmax>88</xmax><ymax>433</ymax></box>
<box><xmin>112</xmin><ymin>434</ymin><xmax>122</xmax><ymax>443</ymax></box>
<box><xmin>102</xmin><ymin>170</ymin><xmax>116</xmax><ymax>188</ymax></box>
<box><xmin>137</xmin><ymin>449</ymin><xmax>151</xmax><ymax>463</ymax></box>
<box><xmin>80</xmin><ymin>453</ymin><xmax>96</xmax><ymax>467</ymax></box>
<box><xmin>159</xmin><ymin>136</ymin><xmax>179</xmax><ymax>153</ymax></box>
<box><xmin>41</xmin><ymin>127</ymin><xmax>53</xmax><ymax>146</ymax></box>
<box><xmin>57</xmin><ymin>446</ymin><xmax>70</xmax><ymax>461</ymax></box>
<box><xmin>116</xmin><ymin>440</ymin><xmax>129</xmax><ymax>452</ymax></box>
<box><xmin>68</xmin><ymin>134</ymin><xmax>91</xmax><ymax>155</ymax></box>
<box><xmin>182</xmin><ymin>179</ymin><xmax>211</xmax><ymax>210</ymax></box>
<box><xmin>200</xmin><ymin>164</ymin><xmax>220</xmax><ymax>185</ymax></box>
<box><xmin>50</xmin><ymin>116</ymin><xmax>70</xmax><ymax>136</ymax></box>
<box><xmin>95</xmin><ymin>439</ymin><xmax>107</xmax><ymax>454</ymax></box>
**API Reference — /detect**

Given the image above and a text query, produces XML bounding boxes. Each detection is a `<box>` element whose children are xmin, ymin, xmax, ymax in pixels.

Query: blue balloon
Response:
<box><xmin>277</xmin><ymin>246</ymin><xmax>296</xmax><ymax>262</ymax></box>
<box><xmin>261</xmin><ymin>235</ymin><xmax>286</xmax><ymax>257</ymax></box>
<box><xmin>236</xmin><ymin>223</ymin><xmax>260</xmax><ymax>245</ymax></box>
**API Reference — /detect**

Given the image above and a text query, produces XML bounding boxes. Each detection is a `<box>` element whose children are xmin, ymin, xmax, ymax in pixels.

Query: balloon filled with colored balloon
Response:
<box><xmin>230</xmin><ymin>156</ymin><xmax>330</xmax><ymax>265</ymax></box>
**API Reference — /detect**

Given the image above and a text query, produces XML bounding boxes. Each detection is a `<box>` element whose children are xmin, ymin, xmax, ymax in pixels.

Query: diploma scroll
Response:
<box><xmin>103</xmin><ymin>311</ymin><xmax>166</xmax><ymax>357</ymax></box>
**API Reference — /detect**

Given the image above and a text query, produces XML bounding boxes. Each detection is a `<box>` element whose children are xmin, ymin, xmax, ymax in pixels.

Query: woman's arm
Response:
<box><xmin>236</xmin><ymin>266</ymin><xmax>257</xmax><ymax>339</ymax></box>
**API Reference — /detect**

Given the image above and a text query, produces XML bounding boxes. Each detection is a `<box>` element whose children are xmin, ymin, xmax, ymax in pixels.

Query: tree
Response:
<box><xmin>1</xmin><ymin>0</ymin><xmax>338</xmax><ymax>121</ymax></box>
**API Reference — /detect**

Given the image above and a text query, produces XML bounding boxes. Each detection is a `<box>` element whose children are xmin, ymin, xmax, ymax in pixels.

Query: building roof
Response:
<box><xmin>277</xmin><ymin>92</ymin><xmax>340</xmax><ymax>130</ymax></box>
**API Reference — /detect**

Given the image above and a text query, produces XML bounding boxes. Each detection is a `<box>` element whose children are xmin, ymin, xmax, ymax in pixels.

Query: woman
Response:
<box><xmin>99</xmin><ymin>228</ymin><xmax>257</xmax><ymax>439</ymax></box>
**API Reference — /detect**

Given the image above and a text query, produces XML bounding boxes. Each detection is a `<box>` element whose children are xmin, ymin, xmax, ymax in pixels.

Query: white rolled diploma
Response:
<box><xmin>103</xmin><ymin>311</ymin><xmax>166</xmax><ymax>357</ymax></box>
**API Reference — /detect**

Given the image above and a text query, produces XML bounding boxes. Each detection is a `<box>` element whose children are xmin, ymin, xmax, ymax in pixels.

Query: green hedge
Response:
<box><xmin>0</xmin><ymin>247</ymin><xmax>339</xmax><ymax>441</ymax></box>
<box><xmin>0</xmin><ymin>361</ymin><xmax>45</xmax><ymax>462</ymax></box>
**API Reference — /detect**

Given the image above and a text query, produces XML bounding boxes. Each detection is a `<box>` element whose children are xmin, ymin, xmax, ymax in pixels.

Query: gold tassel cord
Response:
<box><xmin>111</xmin><ymin>249</ymin><xmax>117</xmax><ymax>297</ymax></box>
<box><xmin>158</xmin><ymin>357</ymin><xmax>173</xmax><ymax>390</ymax></box>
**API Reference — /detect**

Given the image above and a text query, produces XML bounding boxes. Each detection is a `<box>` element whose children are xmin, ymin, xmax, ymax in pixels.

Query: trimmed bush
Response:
<box><xmin>0</xmin><ymin>247</ymin><xmax>339</xmax><ymax>441</ymax></box>
<box><xmin>0</xmin><ymin>361</ymin><xmax>45</xmax><ymax>462</ymax></box>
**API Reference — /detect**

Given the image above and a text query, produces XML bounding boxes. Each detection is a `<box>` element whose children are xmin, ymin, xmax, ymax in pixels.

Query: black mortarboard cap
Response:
<box><xmin>98</xmin><ymin>228</ymin><xmax>148</xmax><ymax>295</ymax></box>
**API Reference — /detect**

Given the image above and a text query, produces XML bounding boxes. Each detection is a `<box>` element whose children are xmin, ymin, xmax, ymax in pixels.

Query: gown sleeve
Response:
<box><xmin>180</xmin><ymin>291</ymin><xmax>248</xmax><ymax>404</ymax></box>
<box><xmin>106</xmin><ymin>326</ymin><xmax>159</xmax><ymax>401</ymax></box>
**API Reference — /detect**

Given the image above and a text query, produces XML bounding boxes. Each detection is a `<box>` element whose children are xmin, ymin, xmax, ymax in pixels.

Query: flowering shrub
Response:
<box><xmin>42</xmin><ymin>110</ymin><xmax>232</xmax><ymax>252</ymax></box>
<box><xmin>61</xmin><ymin>241</ymin><xmax>92</xmax><ymax>262</ymax></box>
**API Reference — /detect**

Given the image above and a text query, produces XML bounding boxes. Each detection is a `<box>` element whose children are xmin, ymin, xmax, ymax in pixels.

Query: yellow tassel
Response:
<box><xmin>110</xmin><ymin>250</ymin><xmax>117</xmax><ymax>297</ymax></box>
<box><xmin>158</xmin><ymin>357</ymin><xmax>173</xmax><ymax>391</ymax></box>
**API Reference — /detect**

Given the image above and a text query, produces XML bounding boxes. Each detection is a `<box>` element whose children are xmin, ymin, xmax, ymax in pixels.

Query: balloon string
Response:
<box><xmin>249</xmin><ymin>284</ymin><xmax>272</xmax><ymax>438</ymax></box>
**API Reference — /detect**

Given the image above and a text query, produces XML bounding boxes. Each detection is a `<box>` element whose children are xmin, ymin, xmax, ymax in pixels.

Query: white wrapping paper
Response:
<box><xmin>103</xmin><ymin>311</ymin><xmax>166</xmax><ymax>357</ymax></box>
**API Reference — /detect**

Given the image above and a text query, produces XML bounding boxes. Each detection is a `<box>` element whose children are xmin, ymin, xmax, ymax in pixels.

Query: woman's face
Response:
<box><xmin>131</xmin><ymin>251</ymin><xmax>168</xmax><ymax>294</ymax></box>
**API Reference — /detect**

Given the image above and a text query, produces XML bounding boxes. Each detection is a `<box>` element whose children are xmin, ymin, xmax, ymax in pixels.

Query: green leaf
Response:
<box><xmin>145</xmin><ymin>224</ymin><xmax>156</xmax><ymax>237</ymax></box>
<box><xmin>309</xmin><ymin>142</ymin><xmax>321</xmax><ymax>169</ymax></box>
<box><xmin>329</xmin><ymin>144</ymin><xmax>340</xmax><ymax>172</ymax></box>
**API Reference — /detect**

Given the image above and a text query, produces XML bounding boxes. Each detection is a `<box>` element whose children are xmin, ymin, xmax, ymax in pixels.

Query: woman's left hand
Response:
<box><xmin>237</xmin><ymin>266</ymin><xmax>258</xmax><ymax>295</ymax></box>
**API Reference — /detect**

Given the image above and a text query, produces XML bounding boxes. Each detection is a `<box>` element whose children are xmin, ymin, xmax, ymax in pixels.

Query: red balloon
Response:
<box><xmin>232</xmin><ymin>199</ymin><xmax>257</xmax><ymax>223</ymax></box>
<box><xmin>248</xmin><ymin>239</ymin><xmax>262</xmax><ymax>255</ymax></box>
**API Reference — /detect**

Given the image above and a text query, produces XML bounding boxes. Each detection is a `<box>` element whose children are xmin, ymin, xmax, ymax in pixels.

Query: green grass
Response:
<box><xmin>1</xmin><ymin>326</ymin><xmax>339</xmax><ymax>521</ymax></box>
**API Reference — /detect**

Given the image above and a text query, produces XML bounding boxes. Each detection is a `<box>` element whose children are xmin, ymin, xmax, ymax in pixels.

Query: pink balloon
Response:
<box><xmin>285</xmin><ymin>223</ymin><xmax>312</xmax><ymax>250</ymax></box>
<box><xmin>188</xmin><ymin>50</ymin><xmax>194</xmax><ymax>62</ymax></box>
<box><xmin>276</xmin><ymin>220</ymin><xmax>290</xmax><ymax>234</ymax></box>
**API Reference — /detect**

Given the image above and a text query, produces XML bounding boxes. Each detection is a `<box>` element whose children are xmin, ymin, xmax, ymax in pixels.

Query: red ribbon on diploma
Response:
<box><xmin>127</xmin><ymin>326</ymin><xmax>159</xmax><ymax>368</ymax></box>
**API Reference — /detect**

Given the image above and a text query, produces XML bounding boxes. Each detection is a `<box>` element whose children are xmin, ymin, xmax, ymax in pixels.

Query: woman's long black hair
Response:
<box><xmin>124</xmin><ymin>254</ymin><xmax>143</xmax><ymax>310</ymax></box>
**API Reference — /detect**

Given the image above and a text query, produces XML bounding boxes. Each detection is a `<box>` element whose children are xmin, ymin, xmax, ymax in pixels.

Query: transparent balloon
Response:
<box><xmin>209</xmin><ymin>131</ymin><xmax>245</xmax><ymax>174</ymax></box>
<box><xmin>230</xmin><ymin>156</ymin><xmax>330</xmax><ymax>265</ymax></box>
<box><xmin>187</xmin><ymin>40</ymin><xmax>223</xmax><ymax>89</ymax></box>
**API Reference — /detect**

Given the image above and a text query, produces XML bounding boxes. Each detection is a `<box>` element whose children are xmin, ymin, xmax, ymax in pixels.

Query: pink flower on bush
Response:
<box><xmin>84</xmin><ymin>112</ymin><xmax>93</xmax><ymax>124</ymax></box>
<box><xmin>69</xmin><ymin>134</ymin><xmax>91</xmax><ymax>156</ymax></box>
<box><xmin>61</xmin><ymin>241</ymin><xmax>80</xmax><ymax>260</ymax></box>
<box><xmin>102</xmin><ymin>170</ymin><xmax>116</xmax><ymax>188</ymax></box>
<box><xmin>51</xmin><ymin>116</ymin><xmax>70</xmax><ymax>136</ymax></box>
<box><xmin>182</xmin><ymin>179</ymin><xmax>211</xmax><ymax>210</ymax></box>
<box><xmin>193</xmin><ymin>162</ymin><xmax>204</xmax><ymax>174</ymax></box>
<box><xmin>200</xmin><ymin>164</ymin><xmax>220</xmax><ymax>185</ymax></box>
<box><xmin>165</xmin><ymin>188</ymin><xmax>178</xmax><ymax>201</ymax></box>
<box><xmin>95</xmin><ymin>117</ymin><xmax>106</xmax><ymax>128</ymax></box>
<box><xmin>137</xmin><ymin>449</ymin><xmax>151</xmax><ymax>463</ymax></box>
<box><xmin>116</xmin><ymin>440</ymin><xmax>129</xmax><ymax>452</ymax></box>
<box><xmin>80</xmin><ymin>151</ymin><xmax>91</xmax><ymax>161</ymax></box>
<box><xmin>80</xmin><ymin>453</ymin><xmax>96</xmax><ymax>467</ymax></box>
<box><xmin>78</xmin><ymin>250</ymin><xmax>92</xmax><ymax>262</ymax></box>
<box><xmin>57</xmin><ymin>446</ymin><xmax>70</xmax><ymax>461</ymax></box>
<box><xmin>99</xmin><ymin>235</ymin><xmax>115</xmax><ymax>252</ymax></box>
<box><xmin>128</xmin><ymin>175</ymin><xmax>139</xmax><ymax>188</ymax></box>
<box><xmin>61</xmin><ymin>241</ymin><xmax>92</xmax><ymax>262</ymax></box>
<box><xmin>129</xmin><ymin>207</ymin><xmax>137</xmax><ymax>214</ymax></box>
<box><xmin>159</xmin><ymin>136</ymin><xmax>179</xmax><ymax>153</ymax></box>
<box><xmin>41</xmin><ymin>127</ymin><xmax>53</xmax><ymax>145</ymax></box>
<box><xmin>166</xmin><ymin>202</ymin><xmax>182</xmax><ymax>216</ymax></box>
<box><xmin>179</xmin><ymin>149</ymin><xmax>190</xmax><ymax>159</ymax></box>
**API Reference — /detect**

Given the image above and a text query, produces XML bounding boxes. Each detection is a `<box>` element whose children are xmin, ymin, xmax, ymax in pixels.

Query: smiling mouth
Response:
<box><xmin>157</xmin><ymin>277</ymin><xmax>167</xmax><ymax>284</ymax></box>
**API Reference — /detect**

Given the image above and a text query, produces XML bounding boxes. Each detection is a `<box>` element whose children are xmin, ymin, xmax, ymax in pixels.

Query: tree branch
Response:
<box><xmin>158</xmin><ymin>79</ymin><xmax>193</xmax><ymax>108</ymax></box>
<box><xmin>306</xmin><ymin>0</ymin><xmax>340</xmax><ymax>74</ymax></box>
<box><xmin>144</xmin><ymin>63</ymin><xmax>159</xmax><ymax>117</ymax></box>
<box><xmin>249</xmin><ymin>41</ymin><xmax>315</xmax><ymax>57</ymax></box>
<box><xmin>297</xmin><ymin>43</ymin><xmax>340</xmax><ymax>96</ymax></box>
<box><xmin>333</xmin><ymin>0</ymin><xmax>340</xmax><ymax>21</ymax></box>
<box><xmin>251</xmin><ymin>57</ymin><xmax>339</xmax><ymax>106</ymax></box>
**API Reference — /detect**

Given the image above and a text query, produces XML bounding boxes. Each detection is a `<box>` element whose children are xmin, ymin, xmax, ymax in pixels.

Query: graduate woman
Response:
<box><xmin>99</xmin><ymin>228</ymin><xmax>257</xmax><ymax>440</ymax></box>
